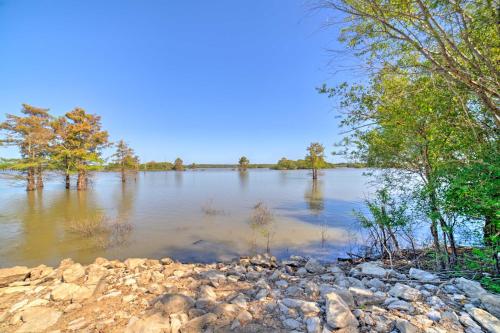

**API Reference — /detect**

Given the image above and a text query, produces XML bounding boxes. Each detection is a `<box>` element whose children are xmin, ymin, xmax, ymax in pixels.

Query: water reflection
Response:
<box><xmin>0</xmin><ymin>169</ymin><xmax>373</xmax><ymax>266</ymax></box>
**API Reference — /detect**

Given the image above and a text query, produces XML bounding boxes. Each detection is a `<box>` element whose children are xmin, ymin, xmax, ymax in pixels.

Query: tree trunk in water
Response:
<box><xmin>312</xmin><ymin>168</ymin><xmax>317</xmax><ymax>180</ymax></box>
<box><xmin>65</xmin><ymin>172</ymin><xmax>70</xmax><ymax>189</ymax></box>
<box><xmin>121</xmin><ymin>168</ymin><xmax>126</xmax><ymax>183</ymax></box>
<box><xmin>36</xmin><ymin>165</ymin><xmax>44</xmax><ymax>189</ymax></box>
<box><xmin>77</xmin><ymin>170</ymin><xmax>87</xmax><ymax>191</ymax></box>
<box><xmin>26</xmin><ymin>167</ymin><xmax>36</xmax><ymax>191</ymax></box>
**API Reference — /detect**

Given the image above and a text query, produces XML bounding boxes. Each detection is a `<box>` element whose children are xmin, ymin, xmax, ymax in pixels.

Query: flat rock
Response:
<box><xmin>305</xmin><ymin>258</ymin><xmax>325</xmax><ymax>273</ymax></box>
<box><xmin>348</xmin><ymin>287</ymin><xmax>385</xmax><ymax>306</ymax></box>
<box><xmin>0</xmin><ymin>266</ymin><xmax>29</xmax><ymax>287</ymax></box>
<box><xmin>465</xmin><ymin>306</ymin><xmax>500</xmax><ymax>333</ymax></box>
<box><xmin>395</xmin><ymin>319</ymin><xmax>420</xmax><ymax>333</ymax></box>
<box><xmin>180</xmin><ymin>313</ymin><xmax>217</xmax><ymax>333</ymax></box>
<box><xmin>16</xmin><ymin>307</ymin><xmax>61</xmax><ymax>333</ymax></box>
<box><xmin>157</xmin><ymin>293</ymin><xmax>195</xmax><ymax>315</ymax></box>
<box><xmin>357</xmin><ymin>262</ymin><xmax>387</xmax><ymax>278</ymax></box>
<box><xmin>325</xmin><ymin>292</ymin><xmax>358</xmax><ymax>329</ymax></box>
<box><xmin>480</xmin><ymin>293</ymin><xmax>500</xmax><ymax>319</ymax></box>
<box><xmin>124</xmin><ymin>313</ymin><xmax>170</xmax><ymax>333</ymax></box>
<box><xmin>454</xmin><ymin>277</ymin><xmax>486</xmax><ymax>298</ymax></box>
<box><xmin>51</xmin><ymin>283</ymin><xmax>93</xmax><ymax>301</ymax></box>
<box><xmin>409</xmin><ymin>268</ymin><xmax>438</xmax><ymax>282</ymax></box>
<box><xmin>389</xmin><ymin>283</ymin><xmax>421</xmax><ymax>301</ymax></box>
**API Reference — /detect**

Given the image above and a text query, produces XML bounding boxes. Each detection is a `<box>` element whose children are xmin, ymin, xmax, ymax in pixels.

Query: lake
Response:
<box><xmin>0</xmin><ymin>168</ymin><xmax>375</xmax><ymax>267</ymax></box>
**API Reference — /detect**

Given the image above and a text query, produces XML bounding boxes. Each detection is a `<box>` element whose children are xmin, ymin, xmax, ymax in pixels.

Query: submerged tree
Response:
<box><xmin>250</xmin><ymin>202</ymin><xmax>274</xmax><ymax>254</ymax></box>
<box><xmin>112</xmin><ymin>140</ymin><xmax>139</xmax><ymax>183</ymax></box>
<box><xmin>0</xmin><ymin>104</ymin><xmax>53</xmax><ymax>190</ymax></box>
<box><xmin>174</xmin><ymin>157</ymin><xmax>184</xmax><ymax>171</ymax></box>
<box><xmin>51</xmin><ymin>116</ymin><xmax>73</xmax><ymax>189</ymax></box>
<box><xmin>238</xmin><ymin>156</ymin><xmax>249</xmax><ymax>171</ymax></box>
<box><xmin>306</xmin><ymin>143</ymin><xmax>325</xmax><ymax>180</ymax></box>
<box><xmin>63</xmin><ymin>108</ymin><xmax>109</xmax><ymax>190</ymax></box>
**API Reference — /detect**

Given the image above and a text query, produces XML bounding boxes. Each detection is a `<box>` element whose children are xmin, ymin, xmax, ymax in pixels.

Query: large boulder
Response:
<box><xmin>409</xmin><ymin>268</ymin><xmax>438</xmax><ymax>282</ymax></box>
<box><xmin>16</xmin><ymin>307</ymin><xmax>61</xmax><ymax>333</ymax></box>
<box><xmin>388</xmin><ymin>283</ymin><xmax>421</xmax><ymax>301</ymax></box>
<box><xmin>480</xmin><ymin>293</ymin><xmax>500</xmax><ymax>319</ymax></box>
<box><xmin>325</xmin><ymin>292</ymin><xmax>359</xmax><ymax>329</ymax></box>
<box><xmin>465</xmin><ymin>305</ymin><xmax>500</xmax><ymax>333</ymax></box>
<box><xmin>62</xmin><ymin>263</ymin><xmax>85</xmax><ymax>283</ymax></box>
<box><xmin>454</xmin><ymin>277</ymin><xmax>486</xmax><ymax>298</ymax></box>
<box><xmin>0</xmin><ymin>266</ymin><xmax>29</xmax><ymax>287</ymax></box>
<box><xmin>157</xmin><ymin>293</ymin><xmax>195</xmax><ymax>315</ymax></box>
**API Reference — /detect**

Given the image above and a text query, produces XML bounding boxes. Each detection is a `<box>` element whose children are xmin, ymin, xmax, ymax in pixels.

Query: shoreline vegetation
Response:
<box><xmin>0</xmin><ymin>253</ymin><xmax>499</xmax><ymax>333</ymax></box>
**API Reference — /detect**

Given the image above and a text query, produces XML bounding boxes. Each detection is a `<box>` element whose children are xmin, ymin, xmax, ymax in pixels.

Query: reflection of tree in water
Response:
<box><xmin>305</xmin><ymin>180</ymin><xmax>324</xmax><ymax>215</ymax></box>
<box><xmin>175</xmin><ymin>171</ymin><xmax>183</xmax><ymax>187</ymax></box>
<box><xmin>238</xmin><ymin>170</ymin><xmax>248</xmax><ymax>189</ymax></box>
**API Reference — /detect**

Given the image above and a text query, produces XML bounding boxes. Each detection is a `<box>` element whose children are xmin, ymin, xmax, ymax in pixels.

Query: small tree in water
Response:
<box><xmin>174</xmin><ymin>157</ymin><xmax>184</xmax><ymax>171</ymax></box>
<box><xmin>250</xmin><ymin>202</ymin><xmax>274</xmax><ymax>253</ymax></box>
<box><xmin>238</xmin><ymin>156</ymin><xmax>249</xmax><ymax>171</ymax></box>
<box><xmin>0</xmin><ymin>104</ymin><xmax>54</xmax><ymax>191</ymax></box>
<box><xmin>112</xmin><ymin>140</ymin><xmax>139</xmax><ymax>182</ymax></box>
<box><xmin>306</xmin><ymin>143</ymin><xmax>325</xmax><ymax>180</ymax></box>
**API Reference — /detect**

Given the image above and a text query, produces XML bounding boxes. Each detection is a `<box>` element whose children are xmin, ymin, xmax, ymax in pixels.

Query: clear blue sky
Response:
<box><xmin>0</xmin><ymin>0</ymin><xmax>364</xmax><ymax>164</ymax></box>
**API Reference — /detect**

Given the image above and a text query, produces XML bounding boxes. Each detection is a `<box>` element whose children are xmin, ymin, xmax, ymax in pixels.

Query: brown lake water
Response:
<box><xmin>0</xmin><ymin>168</ymin><xmax>375</xmax><ymax>267</ymax></box>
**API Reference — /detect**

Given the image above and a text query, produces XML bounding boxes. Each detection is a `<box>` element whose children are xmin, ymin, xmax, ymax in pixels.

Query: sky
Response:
<box><xmin>0</xmin><ymin>0</ymin><xmax>365</xmax><ymax>164</ymax></box>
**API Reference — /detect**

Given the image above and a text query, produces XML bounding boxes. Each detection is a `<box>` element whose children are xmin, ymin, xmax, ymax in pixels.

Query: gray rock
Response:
<box><xmin>409</xmin><ymin>268</ymin><xmax>438</xmax><ymax>282</ymax></box>
<box><xmin>366</xmin><ymin>278</ymin><xmax>386</xmax><ymax>290</ymax></box>
<box><xmin>427</xmin><ymin>309</ymin><xmax>442</xmax><ymax>322</ymax></box>
<box><xmin>455</xmin><ymin>278</ymin><xmax>486</xmax><ymax>298</ymax></box>
<box><xmin>62</xmin><ymin>263</ymin><xmax>85</xmax><ymax>283</ymax></box>
<box><xmin>348</xmin><ymin>287</ymin><xmax>385</xmax><ymax>306</ymax></box>
<box><xmin>0</xmin><ymin>266</ymin><xmax>29</xmax><ymax>287</ymax></box>
<box><xmin>395</xmin><ymin>319</ymin><xmax>420</xmax><ymax>333</ymax></box>
<box><xmin>386</xmin><ymin>299</ymin><xmax>415</xmax><ymax>312</ymax></box>
<box><xmin>459</xmin><ymin>312</ymin><xmax>483</xmax><ymax>332</ymax></box>
<box><xmin>357</xmin><ymin>262</ymin><xmax>387</xmax><ymax>278</ymax></box>
<box><xmin>388</xmin><ymin>283</ymin><xmax>421</xmax><ymax>301</ymax></box>
<box><xmin>325</xmin><ymin>292</ymin><xmax>359</xmax><ymax>329</ymax></box>
<box><xmin>283</xmin><ymin>318</ymin><xmax>302</xmax><ymax>330</ymax></box>
<box><xmin>282</xmin><ymin>298</ymin><xmax>320</xmax><ymax>314</ymax></box>
<box><xmin>180</xmin><ymin>313</ymin><xmax>217</xmax><ymax>333</ymax></box>
<box><xmin>305</xmin><ymin>258</ymin><xmax>325</xmax><ymax>273</ymax></box>
<box><xmin>157</xmin><ymin>293</ymin><xmax>195</xmax><ymax>315</ymax></box>
<box><xmin>16</xmin><ymin>307</ymin><xmax>61</xmax><ymax>333</ymax></box>
<box><xmin>306</xmin><ymin>317</ymin><xmax>322</xmax><ymax>333</ymax></box>
<box><xmin>465</xmin><ymin>305</ymin><xmax>500</xmax><ymax>333</ymax></box>
<box><xmin>275</xmin><ymin>280</ymin><xmax>288</xmax><ymax>289</ymax></box>
<box><xmin>480</xmin><ymin>293</ymin><xmax>500</xmax><ymax>319</ymax></box>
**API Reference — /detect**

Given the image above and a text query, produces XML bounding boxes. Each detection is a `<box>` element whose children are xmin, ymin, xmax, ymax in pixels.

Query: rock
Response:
<box><xmin>283</xmin><ymin>318</ymin><xmax>301</xmax><ymax>330</ymax></box>
<box><xmin>30</xmin><ymin>265</ymin><xmax>54</xmax><ymax>281</ymax></box>
<box><xmin>357</xmin><ymin>262</ymin><xmax>387</xmax><ymax>278</ymax></box>
<box><xmin>427</xmin><ymin>309</ymin><xmax>442</xmax><ymax>322</ymax></box>
<box><xmin>275</xmin><ymin>280</ymin><xmax>288</xmax><ymax>289</ymax></box>
<box><xmin>282</xmin><ymin>298</ymin><xmax>320</xmax><ymax>314</ymax></box>
<box><xmin>255</xmin><ymin>288</ymin><xmax>268</xmax><ymax>300</ymax></box>
<box><xmin>480</xmin><ymin>293</ymin><xmax>500</xmax><ymax>318</ymax></box>
<box><xmin>389</xmin><ymin>283</ymin><xmax>421</xmax><ymax>301</ymax></box>
<box><xmin>366</xmin><ymin>278</ymin><xmax>386</xmax><ymax>290</ymax></box>
<box><xmin>348</xmin><ymin>287</ymin><xmax>385</xmax><ymax>306</ymax></box>
<box><xmin>157</xmin><ymin>293</ymin><xmax>195</xmax><ymax>315</ymax></box>
<box><xmin>230</xmin><ymin>294</ymin><xmax>247</xmax><ymax>309</ymax></box>
<box><xmin>235</xmin><ymin>309</ymin><xmax>252</xmax><ymax>325</ymax></box>
<box><xmin>325</xmin><ymin>292</ymin><xmax>359</xmax><ymax>329</ymax></box>
<box><xmin>180</xmin><ymin>313</ymin><xmax>217</xmax><ymax>333</ymax></box>
<box><xmin>454</xmin><ymin>277</ymin><xmax>486</xmax><ymax>298</ymax></box>
<box><xmin>395</xmin><ymin>319</ymin><xmax>420</xmax><ymax>333</ymax></box>
<box><xmin>51</xmin><ymin>283</ymin><xmax>93</xmax><ymax>301</ymax></box>
<box><xmin>386</xmin><ymin>299</ymin><xmax>415</xmax><ymax>312</ymax></box>
<box><xmin>68</xmin><ymin>317</ymin><xmax>87</xmax><ymax>331</ymax></box>
<box><xmin>306</xmin><ymin>317</ymin><xmax>322</xmax><ymax>333</ymax></box>
<box><xmin>124</xmin><ymin>313</ymin><xmax>171</xmax><ymax>333</ymax></box>
<box><xmin>305</xmin><ymin>258</ymin><xmax>325</xmax><ymax>273</ymax></box>
<box><xmin>0</xmin><ymin>266</ymin><xmax>29</xmax><ymax>287</ymax></box>
<box><xmin>199</xmin><ymin>285</ymin><xmax>217</xmax><ymax>301</ymax></box>
<box><xmin>124</xmin><ymin>258</ymin><xmax>146</xmax><ymax>270</ymax></box>
<box><xmin>465</xmin><ymin>306</ymin><xmax>500</xmax><ymax>333</ymax></box>
<box><xmin>459</xmin><ymin>312</ymin><xmax>483</xmax><ymax>332</ymax></box>
<box><xmin>214</xmin><ymin>303</ymin><xmax>239</xmax><ymax>318</ymax></box>
<box><xmin>170</xmin><ymin>313</ymin><xmax>188</xmax><ymax>333</ymax></box>
<box><xmin>62</xmin><ymin>263</ymin><xmax>85</xmax><ymax>283</ymax></box>
<box><xmin>409</xmin><ymin>268</ymin><xmax>438</xmax><ymax>282</ymax></box>
<box><xmin>16</xmin><ymin>307</ymin><xmax>61</xmax><ymax>333</ymax></box>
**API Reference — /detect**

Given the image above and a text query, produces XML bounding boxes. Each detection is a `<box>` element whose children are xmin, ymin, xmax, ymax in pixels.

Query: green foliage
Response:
<box><xmin>139</xmin><ymin>161</ymin><xmax>173</xmax><ymax>171</ymax></box>
<box><xmin>238</xmin><ymin>156</ymin><xmax>249</xmax><ymax>170</ymax></box>
<box><xmin>174</xmin><ymin>157</ymin><xmax>184</xmax><ymax>171</ymax></box>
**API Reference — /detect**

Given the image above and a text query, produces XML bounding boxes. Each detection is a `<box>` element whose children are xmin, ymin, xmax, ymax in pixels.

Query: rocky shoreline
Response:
<box><xmin>0</xmin><ymin>254</ymin><xmax>499</xmax><ymax>333</ymax></box>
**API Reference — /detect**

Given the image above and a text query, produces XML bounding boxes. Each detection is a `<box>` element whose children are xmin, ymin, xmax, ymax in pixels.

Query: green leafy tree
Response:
<box><xmin>0</xmin><ymin>104</ymin><xmax>54</xmax><ymax>190</ymax></box>
<box><xmin>306</xmin><ymin>143</ymin><xmax>326</xmax><ymax>179</ymax></box>
<box><xmin>275</xmin><ymin>157</ymin><xmax>298</xmax><ymax>170</ymax></box>
<box><xmin>174</xmin><ymin>157</ymin><xmax>184</xmax><ymax>171</ymax></box>
<box><xmin>320</xmin><ymin>0</ymin><xmax>500</xmax><ymax>125</ymax></box>
<box><xmin>238</xmin><ymin>156</ymin><xmax>249</xmax><ymax>171</ymax></box>
<box><xmin>63</xmin><ymin>108</ymin><xmax>109</xmax><ymax>190</ymax></box>
<box><xmin>112</xmin><ymin>140</ymin><xmax>138</xmax><ymax>183</ymax></box>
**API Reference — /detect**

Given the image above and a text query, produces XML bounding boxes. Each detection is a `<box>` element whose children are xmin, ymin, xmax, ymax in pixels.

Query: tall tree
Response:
<box><xmin>112</xmin><ymin>140</ymin><xmax>138</xmax><ymax>183</ymax></box>
<box><xmin>0</xmin><ymin>104</ymin><xmax>53</xmax><ymax>190</ymax></box>
<box><xmin>63</xmin><ymin>108</ymin><xmax>109</xmax><ymax>190</ymax></box>
<box><xmin>238</xmin><ymin>156</ymin><xmax>250</xmax><ymax>171</ymax></box>
<box><xmin>51</xmin><ymin>116</ymin><xmax>74</xmax><ymax>189</ymax></box>
<box><xmin>320</xmin><ymin>0</ymin><xmax>500</xmax><ymax>125</ymax></box>
<box><xmin>306</xmin><ymin>143</ymin><xmax>325</xmax><ymax>180</ymax></box>
<box><xmin>174</xmin><ymin>157</ymin><xmax>184</xmax><ymax>171</ymax></box>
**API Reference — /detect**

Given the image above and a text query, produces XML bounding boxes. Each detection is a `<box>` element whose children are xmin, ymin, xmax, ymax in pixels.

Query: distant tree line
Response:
<box><xmin>0</xmin><ymin>104</ymin><xmax>139</xmax><ymax>190</ymax></box>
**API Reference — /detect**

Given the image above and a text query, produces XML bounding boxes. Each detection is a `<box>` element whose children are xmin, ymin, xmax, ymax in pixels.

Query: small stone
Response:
<box><xmin>124</xmin><ymin>258</ymin><xmax>146</xmax><ymax>270</ymax></box>
<box><xmin>306</xmin><ymin>317</ymin><xmax>322</xmax><ymax>333</ymax></box>
<box><xmin>427</xmin><ymin>309</ymin><xmax>442</xmax><ymax>322</ymax></box>
<box><xmin>179</xmin><ymin>313</ymin><xmax>217</xmax><ymax>333</ymax></box>
<box><xmin>357</xmin><ymin>262</ymin><xmax>387</xmax><ymax>278</ymax></box>
<box><xmin>395</xmin><ymin>319</ymin><xmax>419</xmax><ymax>333</ymax></box>
<box><xmin>62</xmin><ymin>263</ymin><xmax>85</xmax><ymax>283</ymax></box>
<box><xmin>283</xmin><ymin>318</ymin><xmax>301</xmax><ymax>330</ymax></box>
<box><xmin>388</xmin><ymin>283</ymin><xmax>421</xmax><ymax>301</ymax></box>
<box><xmin>386</xmin><ymin>299</ymin><xmax>415</xmax><ymax>312</ymax></box>
<box><xmin>276</xmin><ymin>280</ymin><xmax>288</xmax><ymax>289</ymax></box>
<box><xmin>236</xmin><ymin>309</ymin><xmax>253</xmax><ymax>325</ymax></box>
<box><xmin>156</xmin><ymin>293</ymin><xmax>195</xmax><ymax>315</ymax></box>
<box><xmin>349</xmin><ymin>287</ymin><xmax>385</xmax><ymax>306</ymax></box>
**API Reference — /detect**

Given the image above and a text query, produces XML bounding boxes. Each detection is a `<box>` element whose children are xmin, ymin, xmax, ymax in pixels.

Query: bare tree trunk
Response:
<box><xmin>77</xmin><ymin>170</ymin><xmax>87</xmax><ymax>191</ymax></box>
<box><xmin>121</xmin><ymin>167</ymin><xmax>126</xmax><ymax>183</ymax></box>
<box><xmin>312</xmin><ymin>168</ymin><xmax>317</xmax><ymax>180</ymax></box>
<box><xmin>26</xmin><ymin>167</ymin><xmax>36</xmax><ymax>191</ymax></box>
<box><xmin>36</xmin><ymin>165</ymin><xmax>44</xmax><ymax>189</ymax></box>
